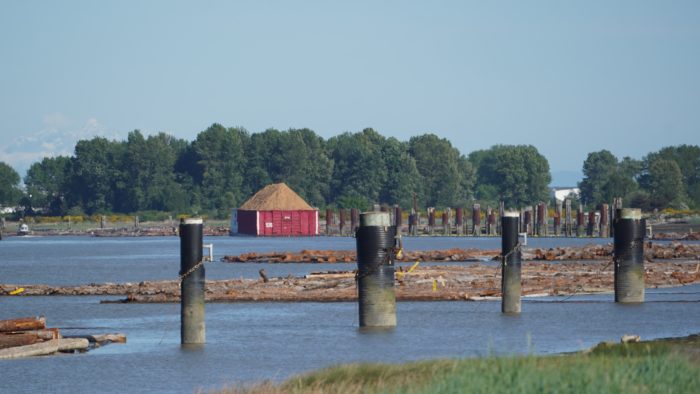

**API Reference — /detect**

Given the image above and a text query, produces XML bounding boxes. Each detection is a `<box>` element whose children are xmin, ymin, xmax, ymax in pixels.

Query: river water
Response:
<box><xmin>1</xmin><ymin>236</ymin><xmax>699</xmax><ymax>393</ymax></box>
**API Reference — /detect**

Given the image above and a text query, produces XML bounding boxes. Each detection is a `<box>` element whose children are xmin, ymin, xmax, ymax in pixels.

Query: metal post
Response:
<box><xmin>356</xmin><ymin>212</ymin><xmax>396</xmax><ymax>328</ymax></box>
<box><xmin>180</xmin><ymin>218</ymin><xmax>205</xmax><ymax>344</ymax></box>
<box><xmin>501</xmin><ymin>211</ymin><xmax>521</xmax><ymax>314</ymax></box>
<box><xmin>614</xmin><ymin>208</ymin><xmax>645</xmax><ymax>303</ymax></box>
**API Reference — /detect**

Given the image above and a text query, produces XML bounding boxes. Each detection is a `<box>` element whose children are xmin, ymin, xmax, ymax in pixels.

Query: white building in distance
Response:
<box><xmin>550</xmin><ymin>187</ymin><xmax>580</xmax><ymax>202</ymax></box>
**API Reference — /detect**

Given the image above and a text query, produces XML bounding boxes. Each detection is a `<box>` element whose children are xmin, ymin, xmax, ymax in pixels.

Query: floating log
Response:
<box><xmin>57</xmin><ymin>338</ymin><xmax>90</xmax><ymax>352</ymax></box>
<box><xmin>0</xmin><ymin>316</ymin><xmax>46</xmax><ymax>332</ymax></box>
<box><xmin>0</xmin><ymin>333</ymin><xmax>40</xmax><ymax>349</ymax></box>
<box><xmin>0</xmin><ymin>339</ymin><xmax>59</xmax><ymax>359</ymax></box>
<box><xmin>66</xmin><ymin>333</ymin><xmax>127</xmax><ymax>345</ymax></box>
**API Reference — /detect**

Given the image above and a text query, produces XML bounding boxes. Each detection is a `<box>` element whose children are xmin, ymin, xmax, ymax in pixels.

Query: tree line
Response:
<box><xmin>0</xmin><ymin>124</ymin><xmax>697</xmax><ymax>218</ymax></box>
<box><xmin>578</xmin><ymin>145</ymin><xmax>700</xmax><ymax>211</ymax></box>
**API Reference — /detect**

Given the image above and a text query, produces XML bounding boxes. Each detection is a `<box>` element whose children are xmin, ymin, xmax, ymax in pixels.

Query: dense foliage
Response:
<box><xmin>578</xmin><ymin>145</ymin><xmax>700</xmax><ymax>210</ymax></box>
<box><xmin>2</xmin><ymin>123</ymin><xmax>697</xmax><ymax>217</ymax></box>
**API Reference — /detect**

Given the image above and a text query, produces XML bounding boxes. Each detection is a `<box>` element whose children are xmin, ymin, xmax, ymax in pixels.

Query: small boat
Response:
<box><xmin>17</xmin><ymin>223</ymin><xmax>31</xmax><ymax>236</ymax></box>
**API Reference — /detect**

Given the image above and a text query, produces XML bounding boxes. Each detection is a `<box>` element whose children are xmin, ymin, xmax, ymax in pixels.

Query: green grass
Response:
<box><xmin>220</xmin><ymin>335</ymin><xmax>700</xmax><ymax>394</ymax></box>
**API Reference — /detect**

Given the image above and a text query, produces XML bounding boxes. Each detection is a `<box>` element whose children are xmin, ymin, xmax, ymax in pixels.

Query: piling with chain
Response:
<box><xmin>501</xmin><ymin>211</ymin><xmax>522</xmax><ymax>314</ymax></box>
<box><xmin>356</xmin><ymin>212</ymin><xmax>397</xmax><ymax>328</ymax></box>
<box><xmin>180</xmin><ymin>218</ymin><xmax>205</xmax><ymax>345</ymax></box>
<box><xmin>614</xmin><ymin>208</ymin><xmax>645</xmax><ymax>303</ymax></box>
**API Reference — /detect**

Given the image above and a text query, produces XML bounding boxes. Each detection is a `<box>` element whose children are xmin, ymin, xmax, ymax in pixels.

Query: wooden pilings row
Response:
<box><xmin>322</xmin><ymin>199</ymin><xmax>624</xmax><ymax>237</ymax></box>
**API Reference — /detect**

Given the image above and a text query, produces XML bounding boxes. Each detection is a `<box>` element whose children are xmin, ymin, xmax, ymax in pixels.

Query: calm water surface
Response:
<box><xmin>1</xmin><ymin>236</ymin><xmax>699</xmax><ymax>393</ymax></box>
<box><xmin>3</xmin><ymin>235</ymin><xmax>625</xmax><ymax>285</ymax></box>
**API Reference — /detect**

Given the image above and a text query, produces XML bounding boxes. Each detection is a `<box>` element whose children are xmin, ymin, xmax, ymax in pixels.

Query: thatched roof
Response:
<box><xmin>239</xmin><ymin>183</ymin><xmax>314</xmax><ymax>211</ymax></box>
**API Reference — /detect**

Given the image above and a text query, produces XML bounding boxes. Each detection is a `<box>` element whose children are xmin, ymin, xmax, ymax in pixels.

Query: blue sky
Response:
<box><xmin>1</xmin><ymin>1</ymin><xmax>698</xmax><ymax>185</ymax></box>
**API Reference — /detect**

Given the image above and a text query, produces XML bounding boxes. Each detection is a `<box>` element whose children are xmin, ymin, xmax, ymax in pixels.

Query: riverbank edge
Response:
<box><xmin>216</xmin><ymin>333</ymin><xmax>700</xmax><ymax>394</ymax></box>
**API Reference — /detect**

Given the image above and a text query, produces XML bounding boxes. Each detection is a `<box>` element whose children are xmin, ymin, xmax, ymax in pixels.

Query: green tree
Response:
<box><xmin>578</xmin><ymin>150</ymin><xmax>618</xmax><ymax>205</ymax></box>
<box><xmin>191</xmin><ymin>124</ymin><xmax>248</xmax><ymax>213</ymax></box>
<box><xmin>473</xmin><ymin>145</ymin><xmax>550</xmax><ymax>207</ymax></box>
<box><xmin>71</xmin><ymin>137</ymin><xmax>125</xmax><ymax>214</ymax></box>
<box><xmin>379</xmin><ymin>137</ymin><xmax>422</xmax><ymax>208</ymax></box>
<box><xmin>23</xmin><ymin>156</ymin><xmax>72</xmax><ymax>215</ymax></box>
<box><xmin>409</xmin><ymin>134</ymin><xmax>473</xmax><ymax>208</ymax></box>
<box><xmin>327</xmin><ymin>129</ymin><xmax>387</xmax><ymax>208</ymax></box>
<box><xmin>647</xmin><ymin>159</ymin><xmax>685</xmax><ymax>209</ymax></box>
<box><xmin>242</xmin><ymin>128</ymin><xmax>332</xmax><ymax>207</ymax></box>
<box><xmin>121</xmin><ymin>130</ymin><xmax>190</xmax><ymax>212</ymax></box>
<box><xmin>643</xmin><ymin>145</ymin><xmax>700</xmax><ymax>208</ymax></box>
<box><xmin>0</xmin><ymin>161</ymin><xmax>22</xmax><ymax>207</ymax></box>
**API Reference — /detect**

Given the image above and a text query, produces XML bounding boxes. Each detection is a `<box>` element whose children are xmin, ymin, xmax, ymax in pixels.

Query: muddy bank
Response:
<box><xmin>2</xmin><ymin>260</ymin><xmax>698</xmax><ymax>303</ymax></box>
<box><xmin>221</xmin><ymin>243</ymin><xmax>700</xmax><ymax>264</ymax></box>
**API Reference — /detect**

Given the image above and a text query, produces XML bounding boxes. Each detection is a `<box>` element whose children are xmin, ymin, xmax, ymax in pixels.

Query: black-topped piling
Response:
<box><xmin>614</xmin><ymin>208</ymin><xmax>646</xmax><ymax>303</ymax></box>
<box><xmin>356</xmin><ymin>212</ymin><xmax>396</xmax><ymax>328</ymax></box>
<box><xmin>180</xmin><ymin>218</ymin><xmax>205</xmax><ymax>344</ymax></box>
<box><xmin>501</xmin><ymin>211</ymin><xmax>521</xmax><ymax>314</ymax></box>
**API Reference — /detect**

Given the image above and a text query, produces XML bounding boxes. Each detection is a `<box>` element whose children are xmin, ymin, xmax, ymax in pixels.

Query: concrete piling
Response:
<box><xmin>614</xmin><ymin>208</ymin><xmax>646</xmax><ymax>303</ymax></box>
<box><xmin>501</xmin><ymin>211</ymin><xmax>522</xmax><ymax>314</ymax></box>
<box><xmin>356</xmin><ymin>212</ymin><xmax>397</xmax><ymax>328</ymax></box>
<box><xmin>180</xmin><ymin>218</ymin><xmax>205</xmax><ymax>345</ymax></box>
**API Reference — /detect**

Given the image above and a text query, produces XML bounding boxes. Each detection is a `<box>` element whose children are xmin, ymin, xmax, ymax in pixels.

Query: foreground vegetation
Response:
<box><xmin>221</xmin><ymin>335</ymin><xmax>700</xmax><ymax>394</ymax></box>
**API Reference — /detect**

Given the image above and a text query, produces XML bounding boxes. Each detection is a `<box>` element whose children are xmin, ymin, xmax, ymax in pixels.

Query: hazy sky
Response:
<box><xmin>1</xmin><ymin>1</ymin><xmax>698</xmax><ymax>185</ymax></box>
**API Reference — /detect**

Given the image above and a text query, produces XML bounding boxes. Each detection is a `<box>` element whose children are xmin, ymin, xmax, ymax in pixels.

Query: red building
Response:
<box><xmin>230</xmin><ymin>183</ymin><xmax>319</xmax><ymax>236</ymax></box>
